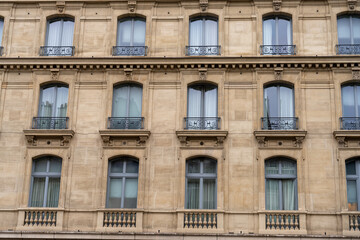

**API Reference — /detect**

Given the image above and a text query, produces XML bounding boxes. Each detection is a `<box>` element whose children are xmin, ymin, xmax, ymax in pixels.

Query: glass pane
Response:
<box><xmin>282</xmin><ymin>179</ymin><xmax>296</xmax><ymax>210</ymax></box>
<box><xmin>265</xmin><ymin>160</ymin><xmax>279</xmax><ymax>175</ymax></box>
<box><xmin>187</xmin><ymin>160</ymin><xmax>200</xmax><ymax>173</ymax></box>
<box><xmin>353</xmin><ymin>16</ymin><xmax>360</xmax><ymax>44</ymax></box>
<box><xmin>203</xmin><ymin>179</ymin><xmax>216</xmax><ymax>209</ymax></box>
<box><xmin>49</xmin><ymin>158</ymin><xmax>62</xmax><ymax>173</ymax></box>
<box><xmin>108</xmin><ymin>178</ymin><xmax>122</xmax><ymax>208</ymax></box>
<box><xmin>61</xmin><ymin>20</ymin><xmax>74</xmax><ymax>46</ymax></box>
<box><xmin>264</xmin><ymin>86</ymin><xmax>278</xmax><ymax>117</ymax></box>
<box><xmin>47</xmin><ymin>20</ymin><xmax>62</xmax><ymax>46</ymax></box>
<box><xmin>190</xmin><ymin>19</ymin><xmax>203</xmax><ymax>46</ymax></box>
<box><xmin>111</xmin><ymin>161</ymin><xmax>124</xmax><ymax>173</ymax></box>
<box><xmin>55</xmin><ymin>86</ymin><xmax>68</xmax><ymax>117</ymax></box>
<box><xmin>203</xmin><ymin>159</ymin><xmax>216</xmax><ymax>173</ymax></box>
<box><xmin>126</xmin><ymin>160</ymin><xmax>139</xmax><ymax>173</ymax></box>
<box><xmin>278</xmin><ymin>18</ymin><xmax>291</xmax><ymax>45</ymax></box>
<box><xmin>204</xmin><ymin>86</ymin><xmax>217</xmax><ymax>117</ymax></box>
<box><xmin>0</xmin><ymin>20</ymin><xmax>3</xmax><ymax>46</ymax></box>
<box><xmin>34</xmin><ymin>159</ymin><xmax>48</xmax><ymax>172</ymax></box>
<box><xmin>279</xmin><ymin>86</ymin><xmax>294</xmax><ymax>117</ymax></box>
<box><xmin>338</xmin><ymin>16</ymin><xmax>351</xmax><ymax>44</ymax></box>
<box><xmin>118</xmin><ymin>20</ymin><xmax>132</xmax><ymax>46</ymax></box>
<box><xmin>124</xmin><ymin>178</ymin><xmax>138</xmax><ymax>208</ymax></box>
<box><xmin>342</xmin><ymin>85</ymin><xmax>355</xmax><ymax>117</ymax></box>
<box><xmin>263</xmin><ymin>18</ymin><xmax>275</xmax><ymax>45</ymax></box>
<box><xmin>187</xmin><ymin>178</ymin><xmax>199</xmax><ymax>209</ymax></box>
<box><xmin>128</xmin><ymin>86</ymin><xmax>142</xmax><ymax>117</ymax></box>
<box><xmin>112</xmin><ymin>85</ymin><xmax>129</xmax><ymax>117</ymax></box>
<box><xmin>346</xmin><ymin>161</ymin><xmax>357</xmax><ymax>175</ymax></box>
<box><xmin>347</xmin><ymin>180</ymin><xmax>358</xmax><ymax>211</ymax></box>
<box><xmin>204</xmin><ymin>19</ymin><xmax>217</xmax><ymax>45</ymax></box>
<box><xmin>133</xmin><ymin>19</ymin><xmax>146</xmax><ymax>46</ymax></box>
<box><xmin>188</xmin><ymin>86</ymin><xmax>202</xmax><ymax>117</ymax></box>
<box><xmin>30</xmin><ymin>177</ymin><xmax>45</xmax><ymax>207</ymax></box>
<box><xmin>266</xmin><ymin>179</ymin><xmax>280</xmax><ymax>210</ymax></box>
<box><xmin>39</xmin><ymin>86</ymin><xmax>56</xmax><ymax>117</ymax></box>
<box><xmin>281</xmin><ymin>160</ymin><xmax>296</xmax><ymax>175</ymax></box>
<box><xmin>46</xmin><ymin>178</ymin><xmax>60</xmax><ymax>207</ymax></box>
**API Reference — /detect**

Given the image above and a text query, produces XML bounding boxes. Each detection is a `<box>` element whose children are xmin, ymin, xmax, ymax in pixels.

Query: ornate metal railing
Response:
<box><xmin>112</xmin><ymin>46</ymin><xmax>148</xmax><ymax>56</ymax></box>
<box><xmin>39</xmin><ymin>46</ymin><xmax>75</xmax><ymax>56</ymax></box>
<box><xmin>336</xmin><ymin>44</ymin><xmax>360</xmax><ymax>55</ymax></box>
<box><xmin>340</xmin><ymin>117</ymin><xmax>360</xmax><ymax>130</ymax></box>
<box><xmin>184</xmin><ymin>212</ymin><xmax>217</xmax><ymax>229</ymax></box>
<box><xmin>186</xmin><ymin>45</ymin><xmax>221</xmax><ymax>56</ymax></box>
<box><xmin>184</xmin><ymin>117</ymin><xmax>220</xmax><ymax>130</ymax></box>
<box><xmin>261</xmin><ymin>117</ymin><xmax>298</xmax><ymax>130</ymax></box>
<box><xmin>0</xmin><ymin>46</ymin><xmax>3</xmax><ymax>56</ymax></box>
<box><xmin>32</xmin><ymin>117</ymin><xmax>69</xmax><ymax>129</ymax></box>
<box><xmin>265</xmin><ymin>213</ymin><xmax>300</xmax><ymax>230</ymax></box>
<box><xmin>260</xmin><ymin>45</ymin><xmax>296</xmax><ymax>55</ymax></box>
<box><xmin>24</xmin><ymin>210</ymin><xmax>57</xmax><ymax>226</ymax></box>
<box><xmin>349</xmin><ymin>214</ymin><xmax>360</xmax><ymax>231</ymax></box>
<box><xmin>103</xmin><ymin>211</ymin><xmax>136</xmax><ymax>228</ymax></box>
<box><xmin>107</xmin><ymin>117</ymin><xmax>144</xmax><ymax>129</ymax></box>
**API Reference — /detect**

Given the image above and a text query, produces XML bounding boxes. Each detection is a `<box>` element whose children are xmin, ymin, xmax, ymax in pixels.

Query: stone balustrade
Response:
<box><xmin>23</xmin><ymin>209</ymin><xmax>57</xmax><ymax>227</ymax></box>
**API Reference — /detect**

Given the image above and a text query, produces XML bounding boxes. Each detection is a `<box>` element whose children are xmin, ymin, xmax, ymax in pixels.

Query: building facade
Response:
<box><xmin>0</xmin><ymin>0</ymin><xmax>360</xmax><ymax>239</ymax></box>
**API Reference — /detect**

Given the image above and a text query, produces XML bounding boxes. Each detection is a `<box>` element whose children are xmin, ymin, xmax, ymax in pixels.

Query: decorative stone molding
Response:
<box><xmin>199</xmin><ymin>68</ymin><xmax>207</xmax><ymax>81</ymax></box>
<box><xmin>352</xmin><ymin>67</ymin><xmax>360</xmax><ymax>80</ymax></box>
<box><xmin>99</xmin><ymin>130</ymin><xmax>150</xmax><ymax>148</ymax></box>
<box><xmin>254</xmin><ymin>130</ymin><xmax>307</xmax><ymax>149</ymax></box>
<box><xmin>273</xmin><ymin>0</ymin><xmax>282</xmax><ymax>11</ymax></box>
<box><xmin>128</xmin><ymin>0</ymin><xmax>136</xmax><ymax>12</ymax></box>
<box><xmin>50</xmin><ymin>69</ymin><xmax>60</xmax><ymax>81</ymax></box>
<box><xmin>124</xmin><ymin>68</ymin><xmax>133</xmax><ymax>80</ymax></box>
<box><xmin>23</xmin><ymin>129</ymin><xmax>74</xmax><ymax>148</ymax></box>
<box><xmin>176</xmin><ymin>130</ymin><xmax>228</xmax><ymax>149</ymax></box>
<box><xmin>348</xmin><ymin>0</ymin><xmax>357</xmax><ymax>10</ymax></box>
<box><xmin>56</xmin><ymin>1</ymin><xmax>65</xmax><ymax>13</ymax></box>
<box><xmin>334</xmin><ymin>131</ymin><xmax>360</xmax><ymax>148</ymax></box>
<box><xmin>199</xmin><ymin>0</ymin><xmax>208</xmax><ymax>11</ymax></box>
<box><xmin>274</xmin><ymin>67</ymin><xmax>283</xmax><ymax>80</ymax></box>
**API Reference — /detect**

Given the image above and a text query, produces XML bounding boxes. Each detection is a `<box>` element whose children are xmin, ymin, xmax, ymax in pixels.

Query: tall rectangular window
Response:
<box><xmin>341</xmin><ymin>84</ymin><xmax>360</xmax><ymax>129</ymax></box>
<box><xmin>346</xmin><ymin>159</ymin><xmax>360</xmax><ymax>211</ymax></box>
<box><xmin>0</xmin><ymin>18</ymin><xmax>3</xmax><ymax>46</ymax></box>
<box><xmin>337</xmin><ymin>15</ymin><xmax>360</xmax><ymax>54</ymax></box>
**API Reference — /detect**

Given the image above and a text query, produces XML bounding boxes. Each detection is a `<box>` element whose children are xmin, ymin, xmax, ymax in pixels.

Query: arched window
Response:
<box><xmin>106</xmin><ymin>157</ymin><xmax>139</xmax><ymax>208</ymax></box>
<box><xmin>34</xmin><ymin>84</ymin><xmax>69</xmax><ymax>129</ymax></box>
<box><xmin>109</xmin><ymin>83</ymin><xmax>143</xmax><ymax>129</ymax></box>
<box><xmin>186</xmin><ymin>158</ymin><xmax>217</xmax><ymax>209</ymax></box>
<box><xmin>265</xmin><ymin>158</ymin><xmax>297</xmax><ymax>210</ymax></box>
<box><xmin>263</xmin><ymin>83</ymin><xmax>296</xmax><ymax>130</ymax></box>
<box><xmin>341</xmin><ymin>83</ymin><xmax>360</xmax><ymax>129</ymax></box>
<box><xmin>113</xmin><ymin>17</ymin><xmax>147</xmax><ymax>56</ymax></box>
<box><xmin>346</xmin><ymin>158</ymin><xmax>360</xmax><ymax>211</ymax></box>
<box><xmin>29</xmin><ymin>156</ymin><xmax>62</xmax><ymax>207</ymax></box>
<box><xmin>261</xmin><ymin>16</ymin><xmax>295</xmax><ymax>55</ymax></box>
<box><xmin>337</xmin><ymin>15</ymin><xmax>360</xmax><ymax>54</ymax></box>
<box><xmin>187</xmin><ymin>16</ymin><xmax>220</xmax><ymax>55</ymax></box>
<box><xmin>41</xmin><ymin>17</ymin><xmax>75</xmax><ymax>56</ymax></box>
<box><xmin>186</xmin><ymin>83</ymin><xmax>218</xmax><ymax>130</ymax></box>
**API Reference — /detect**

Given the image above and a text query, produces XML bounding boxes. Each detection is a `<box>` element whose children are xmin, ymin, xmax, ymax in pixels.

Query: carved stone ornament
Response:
<box><xmin>56</xmin><ymin>1</ymin><xmax>66</xmax><ymax>13</ymax></box>
<box><xmin>352</xmin><ymin>67</ymin><xmax>360</xmax><ymax>80</ymax></box>
<box><xmin>176</xmin><ymin>130</ymin><xmax>228</xmax><ymax>149</ymax></box>
<box><xmin>348</xmin><ymin>0</ymin><xmax>357</xmax><ymax>10</ymax></box>
<box><xmin>99</xmin><ymin>130</ymin><xmax>150</xmax><ymax>148</ymax></box>
<box><xmin>274</xmin><ymin>67</ymin><xmax>283</xmax><ymax>80</ymax></box>
<box><xmin>273</xmin><ymin>0</ymin><xmax>282</xmax><ymax>11</ymax></box>
<box><xmin>199</xmin><ymin>68</ymin><xmax>207</xmax><ymax>81</ymax></box>
<box><xmin>50</xmin><ymin>69</ymin><xmax>60</xmax><ymax>81</ymax></box>
<box><xmin>254</xmin><ymin>130</ymin><xmax>307</xmax><ymax>149</ymax></box>
<box><xmin>199</xmin><ymin>0</ymin><xmax>208</xmax><ymax>11</ymax></box>
<box><xmin>128</xmin><ymin>0</ymin><xmax>136</xmax><ymax>12</ymax></box>
<box><xmin>333</xmin><ymin>131</ymin><xmax>360</xmax><ymax>148</ymax></box>
<box><xmin>124</xmin><ymin>68</ymin><xmax>133</xmax><ymax>80</ymax></box>
<box><xmin>23</xmin><ymin>129</ymin><xmax>74</xmax><ymax>148</ymax></box>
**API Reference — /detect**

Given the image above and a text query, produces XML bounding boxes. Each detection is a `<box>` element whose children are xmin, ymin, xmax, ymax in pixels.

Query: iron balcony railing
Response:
<box><xmin>186</xmin><ymin>45</ymin><xmax>221</xmax><ymax>56</ymax></box>
<box><xmin>184</xmin><ymin>117</ymin><xmax>220</xmax><ymax>130</ymax></box>
<box><xmin>39</xmin><ymin>46</ymin><xmax>75</xmax><ymax>56</ymax></box>
<box><xmin>336</xmin><ymin>44</ymin><xmax>360</xmax><ymax>55</ymax></box>
<box><xmin>260</xmin><ymin>45</ymin><xmax>296</xmax><ymax>55</ymax></box>
<box><xmin>112</xmin><ymin>46</ymin><xmax>148</xmax><ymax>56</ymax></box>
<box><xmin>0</xmin><ymin>46</ymin><xmax>3</xmax><ymax>56</ymax></box>
<box><xmin>32</xmin><ymin>117</ymin><xmax>69</xmax><ymax>129</ymax></box>
<box><xmin>261</xmin><ymin>117</ymin><xmax>298</xmax><ymax>130</ymax></box>
<box><xmin>107</xmin><ymin>117</ymin><xmax>144</xmax><ymax>129</ymax></box>
<box><xmin>340</xmin><ymin>117</ymin><xmax>360</xmax><ymax>130</ymax></box>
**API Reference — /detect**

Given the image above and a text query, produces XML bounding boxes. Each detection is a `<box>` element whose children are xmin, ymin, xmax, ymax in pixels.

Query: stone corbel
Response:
<box><xmin>61</xmin><ymin>136</ymin><xmax>72</xmax><ymax>146</ymax></box>
<box><xmin>50</xmin><ymin>69</ymin><xmax>60</xmax><ymax>81</ymax></box>
<box><xmin>273</xmin><ymin>0</ymin><xmax>282</xmax><ymax>11</ymax></box>
<box><xmin>348</xmin><ymin>0</ymin><xmax>357</xmax><ymax>10</ymax></box>
<box><xmin>124</xmin><ymin>68</ymin><xmax>133</xmax><ymax>80</ymax></box>
<box><xmin>256</xmin><ymin>136</ymin><xmax>266</xmax><ymax>147</ymax></box>
<box><xmin>101</xmin><ymin>136</ymin><xmax>113</xmax><ymax>146</ymax></box>
<box><xmin>25</xmin><ymin>135</ymin><xmax>36</xmax><ymax>146</ymax></box>
<box><xmin>128</xmin><ymin>0</ymin><xmax>136</xmax><ymax>12</ymax></box>
<box><xmin>178</xmin><ymin>136</ymin><xmax>188</xmax><ymax>145</ymax></box>
<box><xmin>199</xmin><ymin>0</ymin><xmax>208</xmax><ymax>11</ymax></box>
<box><xmin>199</xmin><ymin>68</ymin><xmax>207</xmax><ymax>81</ymax></box>
<box><xmin>274</xmin><ymin>67</ymin><xmax>283</xmax><ymax>80</ymax></box>
<box><xmin>336</xmin><ymin>136</ymin><xmax>348</xmax><ymax>148</ymax></box>
<box><xmin>352</xmin><ymin>67</ymin><xmax>360</xmax><ymax>80</ymax></box>
<box><xmin>137</xmin><ymin>136</ymin><xmax>149</xmax><ymax>146</ymax></box>
<box><xmin>56</xmin><ymin>1</ymin><xmax>66</xmax><ymax>13</ymax></box>
<box><xmin>293</xmin><ymin>136</ymin><xmax>305</xmax><ymax>148</ymax></box>
<box><xmin>216</xmin><ymin>136</ymin><xmax>226</xmax><ymax>146</ymax></box>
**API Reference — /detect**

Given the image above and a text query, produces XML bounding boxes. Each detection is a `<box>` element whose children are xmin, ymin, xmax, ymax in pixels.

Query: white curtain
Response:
<box><xmin>279</xmin><ymin>86</ymin><xmax>294</xmax><ymax>117</ymax></box>
<box><xmin>112</xmin><ymin>86</ymin><xmax>129</xmax><ymax>117</ymax></box>
<box><xmin>31</xmin><ymin>178</ymin><xmax>45</xmax><ymax>207</ymax></box>
<box><xmin>109</xmin><ymin>178</ymin><xmax>122</xmax><ymax>208</ymax></box>
<box><xmin>0</xmin><ymin>19</ymin><xmax>3</xmax><ymax>46</ymax></box>
<box><xmin>263</xmin><ymin>19</ymin><xmax>274</xmax><ymax>45</ymax></box>
<box><xmin>187</xmin><ymin>179</ymin><xmax>199</xmax><ymax>209</ymax></box>
<box><xmin>39</xmin><ymin>86</ymin><xmax>55</xmax><ymax>117</ymax></box>
<box><xmin>203</xmin><ymin>179</ymin><xmax>216</xmax><ymax>209</ymax></box>
<box><xmin>61</xmin><ymin>20</ymin><xmax>74</xmax><ymax>46</ymax></box>
<box><xmin>342</xmin><ymin>85</ymin><xmax>355</xmax><ymax>117</ymax></box>
<box><xmin>266</xmin><ymin>179</ymin><xmax>280</xmax><ymax>210</ymax></box>
<box><xmin>188</xmin><ymin>87</ymin><xmax>202</xmax><ymax>117</ymax></box>
<box><xmin>277</xmin><ymin>18</ymin><xmax>291</xmax><ymax>45</ymax></box>
<box><xmin>264</xmin><ymin>86</ymin><xmax>277</xmax><ymax>117</ymax></box>
<box><xmin>338</xmin><ymin>17</ymin><xmax>351</xmax><ymax>44</ymax></box>
<box><xmin>118</xmin><ymin>20</ymin><xmax>131</xmax><ymax>46</ymax></box>
<box><xmin>283</xmin><ymin>180</ymin><xmax>296</xmax><ymax>210</ymax></box>
<box><xmin>204</xmin><ymin>87</ymin><xmax>217</xmax><ymax>117</ymax></box>
<box><xmin>204</xmin><ymin>19</ymin><xmax>217</xmax><ymax>45</ymax></box>
<box><xmin>46</xmin><ymin>178</ymin><xmax>60</xmax><ymax>207</ymax></box>
<box><xmin>124</xmin><ymin>178</ymin><xmax>138</xmax><ymax>208</ymax></box>
<box><xmin>353</xmin><ymin>17</ymin><xmax>360</xmax><ymax>44</ymax></box>
<box><xmin>133</xmin><ymin>19</ymin><xmax>146</xmax><ymax>46</ymax></box>
<box><xmin>129</xmin><ymin>86</ymin><xmax>142</xmax><ymax>117</ymax></box>
<box><xmin>55</xmin><ymin>86</ymin><xmax>68</xmax><ymax>117</ymax></box>
<box><xmin>190</xmin><ymin>20</ymin><xmax>203</xmax><ymax>46</ymax></box>
<box><xmin>47</xmin><ymin>20</ymin><xmax>62</xmax><ymax>46</ymax></box>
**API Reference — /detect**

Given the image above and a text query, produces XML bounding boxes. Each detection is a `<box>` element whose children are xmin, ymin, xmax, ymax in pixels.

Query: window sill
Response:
<box><xmin>176</xmin><ymin>130</ymin><xmax>228</xmax><ymax>149</ymax></box>
<box><xmin>99</xmin><ymin>129</ymin><xmax>150</xmax><ymax>148</ymax></box>
<box><xmin>23</xmin><ymin>129</ymin><xmax>74</xmax><ymax>148</ymax></box>
<box><xmin>254</xmin><ymin>130</ymin><xmax>307</xmax><ymax>149</ymax></box>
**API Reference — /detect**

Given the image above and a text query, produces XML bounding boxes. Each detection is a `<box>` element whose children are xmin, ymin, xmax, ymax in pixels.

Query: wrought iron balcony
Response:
<box><xmin>261</xmin><ymin>117</ymin><xmax>298</xmax><ymax>130</ymax></box>
<box><xmin>107</xmin><ymin>117</ymin><xmax>144</xmax><ymax>129</ymax></box>
<box><xmin>340</xmin><ymin>117</ymin><xmax>360</xmax><ymax>130</ymax></box>
<box><xmin>184</xmin><ymin>117</ymin><xmax>220</xmax><ymax>130</ymax></box>
<box><xmin>39</xmin><ymin>46</ymin><xmax>75</xmax><ymax>56</ymax></box>
<box><xmin>186</xmin><ymin>45</ymin><xmax>221</xmax><ymax>56</ymax></box>
<box><xmin>260</xmin><ymin>45</ymin><xmax>296</xmax><ymax>55</ymax></box>
<box><xmin>112</xmin><ymin>46</ymin><xmax>148</xmax><ymax>56</ymax></box>
<box><xmin>336</xmin><ymin>44</ymin><xmax>360</xmax><ymax>55</ymax></box>
<box><xmin>32</xmin><ymin>117</ymin><xmax>69</xmax><ymax>129</ymax></box>
<box><xmin>0</xmin><ymin>46</ymin><xmax>3</xmax><ymax>56</ymax></box>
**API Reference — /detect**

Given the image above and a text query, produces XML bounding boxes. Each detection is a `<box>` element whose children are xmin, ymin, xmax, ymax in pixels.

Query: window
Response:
<box><xmin>41</xmin><ymin>17</ymin><xmax>75</xmax><ymax>56</ymax></box>
<box><xmin>109</xmin><ymin>83</ymin><xmax>143</xmax><ymax>129</ymax></box>
<box><xmin>29</xmin><ymin>156</ymin><xmax>62</xmax><ymax>207</ymax></box>
<box><xmin>106</xmin><ymin>157</ymin><xmax>139</xmax><ymax>208</ymax></box>
<box><xmin>186</xmin><ymin>158</ymin><xmax>217</xmax><ymax>209</ymax></box>
<box><xmin>261</xmin><ymin>16</ymin><xmax>295</xmax><ymax>55</ymax></box>
<box><xmin>265</xmin><ymin>158</ymin><xmax>297</xmax><ymax>210</ymax></box>
<box><xmin>346</xmin><ymin>159</ymin><xmax>360</xmax><ymax>211</ymax></box>
<box><xmin>187</xmin><ymin>16</ymin><xmax>220</xmax><ymax>55</ymax></box>
<box><xmin>0</xmin><ymin>18</ymin><xmax>4</xmax><ymax>56</ymax></box>
<box><xmin>341</xmin><ymin>83</ymin><xmax>360</xmax><ymax>129</ymax></box>
<box><xmin>186</xmin><ymin>84</ymin><xmax>218</xmax><ymax>130</ymax></box>
<box><xmin>34</xmin><ymin>84</ymin><xmax>69</xmax><ymax>129</ymax></box>
<box><xmin>263</xmin><ymin>83</ymin><xmax>296</xmax><ymax>130</ymax></box>
<box><xmin>337</xmin><ymin>15</ymin><xmax>360</xmax><ymax>54</ymax></box>
<box><xmin>113</xmin><ymin>17</ymin><xmax>147</xmax><ymax>56</ymax></box>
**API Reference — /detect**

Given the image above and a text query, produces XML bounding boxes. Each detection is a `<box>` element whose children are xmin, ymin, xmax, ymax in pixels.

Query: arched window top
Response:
<box><xmin>118</xmin><ymin>16</ymin><xmax>146</xmax><ymax>22</ymax></box>
<box><xmin>114</xmin><ymin>82</ymin><xmax>143</xmax><ymax>89</ymax></box>
<box><xmin>40</xmin><ymin>82</ymin><xmax>68</xmax><ymax>89</ymax></box>
<box><xmin>188</xmin><ymin>82</ymin><xmax>217</xmax><ymax>89</ymax></box>
<box><xmin>337</xmin><ymin>14</ymin><xmax>360</xmax><ymax>45</ymax></box>
<box><xmin>264</xmin><ymin>81</ymin><xmax>294</xmax><ymax>89</ymax></box>
<box><xmin>109</xmin><ymin>156</ymin><xmax>139</xmax><ymax>174</ymax></box>
<box><xmin>45</xmin><ymin>16</ymin><xmax>74</xmax><ymax>56</ymax></box>
<box><xmin>341</xmin><ymin>81</ymin><xmax>360</xmax><ymax>87</ymax></box>
<box><xmin>265</xmin><ymin>157</ymin><xmax>297</xmax><ymax>176</ymax></box>
<box><xmin>263</xmin><ymin>14</ymin><xmax>292</xmax><ymax>21</ymax></box>
<box><xmin>186</xmin><ymin>157</ymin><xmax>217</xmax><ymax>174</ymax></box>
<box><xmin>117</xmin><ymin>17</ymin><xmax>146</xmax><ymax>47</ymax></box>
<box><xmin>190</xmin><ymin>15</ymin><xmax>218</xmax><ymax>22</ymax></box>
<box><xmin>47</xmin><ymin>16</ymin><xmax>74</xmax><ymax>23</ymax></box>
<box><xmin>33</xmin><ymin>156</ymin><xmax>62</xmax><ymax>173</ymax></box>
<box><xmin>188</xmin><ymin>15</ymin><xmax>218</xmax><ymax>53</ymax></box>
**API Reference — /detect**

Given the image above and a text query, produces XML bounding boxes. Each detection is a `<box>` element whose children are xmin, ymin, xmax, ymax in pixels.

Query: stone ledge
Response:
<box><xmin>99</xmin><ymin>130</ymin><xmax>150</xmax><ymax>148</ymax></box>
<box><xmin>334</xmin><ymin>130</ymin><xmax>360</xmax><ymax>148</ymax></box>
<box><xmin>23</xmin><ymin>129</ymin><xmax>75</xmax><ymax>148</ymax></box>
<box><xmin>176</xmin><ymin>130</ymin><xmax>228</xmax><ymax>149</ymax></box>
<box><xmin>254</xmin><ymin>130</ymin><xmax>307</xmax><ymax>149</ymax></box>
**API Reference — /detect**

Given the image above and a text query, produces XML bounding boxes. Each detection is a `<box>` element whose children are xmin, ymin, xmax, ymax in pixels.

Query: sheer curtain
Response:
<box><xmin>46</xmin><ymin>178</ymin><xmax>60</xmax><ymax>207</ymax></box>
<box><xmin>187</xmin><ymin>179</ymin><xmax>199</xmax><ymax>209</ymax></box>
<box><xmin>109</xmin><ymin>178</ymin><xmax>122</xmax><ymax>208</ymax></box>
<box><xmin>342</xmin><ymin>85</ymin><xmax>355</xmax><ymax>117</ymax></box>
<box><xmin>47</xmin><ymin>20</ymin><xmax>62</xmax><ymax>46</ymax></box>
<box><xmin>203</xmin><ymin>179</ymin><xmax>216</xmax><ymax>209</ymax></box>
<box><xmin>61</xmin><ymin>20</ymin><xmax>74</xmax><ymax>46</ymax></box>
<box><xmin>264</xmin><ymin>86</ymin><xmax>277</xmax><ymax>117</ymax></box>
<box><xmin>353</xmin><ymin>17</ymin><xmax>360</xmax><ymax>44</ymax></box>
<box><xmin>204</xmin><ymin>19</ymin><xmax>217</xmax><ymax>45</ymax></box>
<box><xmin>263</xmin><ymin>19</ymin><xmax>274</xmax><ymax>45</ymax></box>
<box><xmin>279</xmin><ymin>86</ymin><xmax>294</xmax><ymax>117</ymax></box>
<box><xmin>338</xmin><ymin>17</ymin><xmax>351</xmax><ymax>44</ymax></box>
<box><xmin>190</xmin><ymin>20</ymin><xmax>203</xmax><ymax>46</ymax></box>
<box><xmin>31</xmin><ymin>178</ymin><xmax>45</xmax><ymax>207</ymax></box>
<box><xmin>124</xmin><ymin>178</ymin><xmax>138</xmax><ymax>208</ymax></box>
<box><xmin>282</xmin><ymin>180</ymin><xmax>295</xmax><ymax>210</ymax></box>
<box><xmin>0</xmin><ymin>19</ymin><xmax>3</xmax><ymax>46</ymax></box>
<box><xmin>118</xmin><ymin>20</ymin><xmax>132</xmax><ymax>46</ymax></box>
<box><xmin>204</xmin><ymin>87</ymin><xmax>217</xmax><ymax>117</ymax></box>
<box><xmin>112</xmin><ymin>86</ymin><xmax>129</xmax><ymax>117</ymax></box>
<box><xmin>39</xmin><ymin>86</ymin><xmax>56</xmax><ymax>117</ymax></box>
<box><xmin>266</xmin><ymin>179</ymin><xmax>280</xmax><ymax>210</ymax></box>
<box><xmin>55</xmin><ymin>86</ymin><xmax>68</xmax><ymax>117</ymax></box>
<box><xmin>133</xmin><ymin>20</ymin><xmax>146</xmax><ymax>46</ymax></box>
<box><xmin>129</xmin><ymin>86</ymin><xmax>142</xmax><ymax>117</ymax></box>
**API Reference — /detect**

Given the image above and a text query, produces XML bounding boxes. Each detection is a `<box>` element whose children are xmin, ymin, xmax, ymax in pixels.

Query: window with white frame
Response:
<box><xmin>29</xmin><ymin>156</ymin><xmax>62</xmax><ymax>207</ymax></box>
<box><xmin>186</xmin><ymin>158</ymin><xmax>217</xmax><ymax>209</ymax></box>
<box><xmin>265</xmin><ymin>158</ymin><xmax>297</xmax><ymax>210</ymax></box>
<box><xmin>346</xmin><ymin>158</ymin><xmax>360</xmax><ymax>211</ymax></box>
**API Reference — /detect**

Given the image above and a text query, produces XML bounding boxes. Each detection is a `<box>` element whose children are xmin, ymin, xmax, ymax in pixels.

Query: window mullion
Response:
<box><xmin>43</xmin><ymin>176</ymin><xmax>49</xmax><ymax>207</ymax></box>
<box><xmin>131</xmin><ymin>19</ymin><xmax>134</xmax><ymax>46</ymax></box>
<box><xmin>277</xmin><ymin>86</ymin><xmax>281</xmax><ymax>117</ymax></box>
<box><xmin>202</xmin><ymin>19</ymin><xmax>205</xmax><ymax>46</ymax></box>
<box><xmin>53</xmin><ymin>86</ymin><xmax>58</xmax><ymax>117</ymax></box>
<box><xmin>275</xmin><ymin>17</ymin><xmax>279</xmax><ymax>45</ymax></box>
<box><xmin>59</xmin><ymin>19</ymin><xmax>64</xmax><ymax>46</ymax></box>
<box><xmin>279</xmin><ymin>180</ymin><xmax>283</xmax><ymax>210</ymax></box>
<box><xmin>199</xmin><ymin>177</ymin><xmax>203</xmax><ymax>209</ymax></box>
<box><xmin>355</xmin><ymin>86</ymin><xmax>358</xmax><ymax>117</ymax></box>
<box><xmin>121</xmin><ymin>176</ymin><xmax>126</xmax><ymax>208</ymax></box>
<box><xmin>350</xmin><ymin>16</ymin><xmax>354</xmax><ymax>45</ymax></box>
<box><xmin>126</xmin><ymin>86</ymin><xmax>131</xmax><ymax>117</ymax></box>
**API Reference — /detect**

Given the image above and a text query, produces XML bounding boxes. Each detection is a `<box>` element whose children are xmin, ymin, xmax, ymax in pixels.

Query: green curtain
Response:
<box><xmin>187</xmin><ymin>179</ymin><xmax>199</xmax><ymax>209</ymax></box>
<box><xmin>31</xmin><ymin>178</ymin><xmax>45</xmax><ymax>207</ymax></box>
<box><xmin>266</xmin><ymin>179</ymin><xmax>279</xmax><ymax>210</ymax></box>
<box><xmin>46</xmin><ymin>178</ymin><xmax>60</xmax><ymax>207</ymax></box>
<box><xmin>283</xmin><ymin>180</ymin><xmax>295</xmax><ymax>210</ymax></box>
<box><xmin>203</xmin><ymin>179</ymin><xmax>215</xmax><ymax>209</ymax></box>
